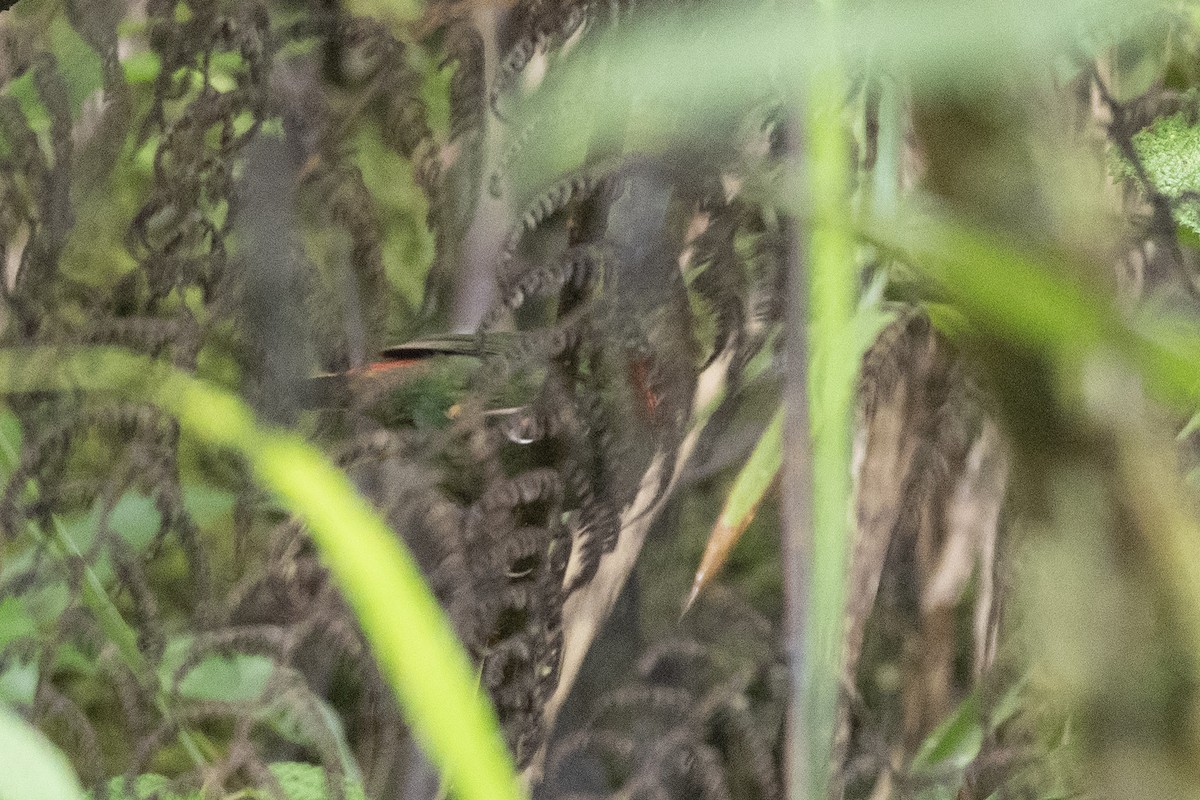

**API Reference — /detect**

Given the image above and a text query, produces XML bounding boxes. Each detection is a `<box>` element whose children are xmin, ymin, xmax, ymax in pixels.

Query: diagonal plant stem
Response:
<box><xmin>0</xmin><ymin>422</ymin><xmax>212</xmax><ymax>771</ymax></box>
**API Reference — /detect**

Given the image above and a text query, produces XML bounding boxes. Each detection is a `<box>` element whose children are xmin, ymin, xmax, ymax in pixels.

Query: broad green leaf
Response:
<box><xmin>262</xmin><ymin>694</ymin><xmax>362</xmax><ymax>789</ymax></box>
<box><xmin>47</xmin><ymin>18</ymin><xmax>103</xmax><ymax>117</ymax></box>
<box><xmin>353</xmin><ymin>126</ymin><xmax>435</xmax><ymax>319</ymax></box>
<box><xmin>104</xmin><ymin>492</ymin><xmax>163</xmax><ymax>551</ymax></box>
<box><xmin>911</xmin><ymin>679</ymin><xmax>1027</xmax><ymax>776</ymax></box>
<box><xmin>341</xmin><ymin>0</ymin><xmax>421</xmax><ymax>28</ymax></box>
<box><xmin>42</xmin><ymin>494</ymin><xmax>165</xmax><ymax>598</ymax></box>
<box><xmin>0</xmin><ymin>704</ymin><xmax>84</xmax><ymax>800</ymax></box>
<box><xmin>158</xmin><ymin>637</ymin><xmax>273</xmax><ymax>704</ymax></box>
<box><xmin>121</xmin><ymin>51</ymin><xmax>162</xmax><ymax>85</ymax></box>
<box><xmin>0</xmin><ymin>17</ymin><xmax>104</xmax><ymax>135</ymax></box>
<box><xmin>181</xmin><ymin>484</ymin><xmax>237</xmax><ymax>530</ymax></box>
<box><xmin>1108</xmin><ymin>8</ymin><xmax>1176</xmax><ymax>102</ymax></box>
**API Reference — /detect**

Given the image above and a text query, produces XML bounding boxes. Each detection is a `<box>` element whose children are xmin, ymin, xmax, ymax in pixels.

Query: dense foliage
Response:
<box><xmin>4</xmin><ymin>0</ymin><xmax>1200</xmax><ymax>799</ymax></box>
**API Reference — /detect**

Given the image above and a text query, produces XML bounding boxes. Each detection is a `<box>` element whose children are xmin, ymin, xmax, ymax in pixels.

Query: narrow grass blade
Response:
<box><xmin>685</xmin><ymin>407</ymin><xmax>783</xmax><ymax>613</ymax></box>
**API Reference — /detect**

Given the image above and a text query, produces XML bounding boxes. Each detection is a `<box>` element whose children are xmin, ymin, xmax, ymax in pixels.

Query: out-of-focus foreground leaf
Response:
<box><xmin>0</xmin><ymin>703</ymin><xmax>84</xmax><ymax>800</ymax></box>
<box><xmin>865</xmin><ymin>205</ymin><xmax>1200</xmax><ymax>409</ymax></box>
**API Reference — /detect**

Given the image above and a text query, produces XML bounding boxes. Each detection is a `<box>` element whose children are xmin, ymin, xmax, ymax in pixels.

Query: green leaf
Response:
<box><xmin>911</xmin><ymin>678</ymin><xmax>1026</xmax><ymax>777</ymax></box>
<box><xmin>91</xmin><ymin>774</ymin><xmax>194</xmax><ymax>800</ymax></box>
<box><xmin>92</xmin><ymin>765</ymin><xmax>369</xmax><ymax>800</ymax></box>
<box><xmin>106</xmin><ymin>492</ymin><xmax>163</xmax><ymax>551</ymax></box>
<box><xmin>863</xmin><ymin>206</ymin><xmax>1200</xmax><ymax>411</ymax></box>
<box><xmin>0</xmin><ymin>659</ymin><xmax>38</xmax><ymax>707</ymax></box>
<box><xmin>910</xmin><ymin>690</ymin><xmax>984</xmax><ymax>774</ymax></box>
<box><xmin>267</xmin><ymin>762</ymin><xmax>367</xmax><ymax>800</ymax></box>
<box><xmin>46</xmin><ymin>18</ymin><xmax>103</xmax><ymax>118</ymax></box>
<box><xmin>44</xmin><ymin>493</ymin><xmax>165</xmax><ymax>592</ymax></box>
<box><xmin>511</xmin><ymin>0</ymin><xmax>1150</xmax><ymax>193</ymax></box>
<box><xmin>687</xmin><ymin>408</ymin><xmax>783</xmax><ymax>609</ymax></box>
<box><xmin>341</xmin><ymin>0</ymin><xmax>421</xmax><ymax>27</ymax></box>
<box><xmin>181</xmin><ymin>484</ymin><xmax>237</xmax><ymax>530</ymax></box>
<box><xmin>0</xmin><ymin>704</ymin><xmax>84</xmax><ymax>800</ymax></box>
<box><xmin>0</xmin><ymin>597</ymin><xmax>36</xmax><ymax>652</ymax></box>
<box><xmin>352</xmin><ymin>126</ymin><xmax>435</xmax><ymax>318</ymax></box>
<box><xmin>158</xmin><ymin>637</ymin><xmax>273</xmax><ymax>703</ymax></box>
<box><xmin>1108</xmin><ymin>8</ymin><xmax>1175</xmax><ymax>102</ymax></box>
<box><xmin>0</xmin><ymin>411</ymin><xmax>23</xmax><ymax>480</ymax></box>
<box><xmin>121</xmin><ymin>51</ymin><xmax>162</xmax><ymax>85</ymax></box>
<box><xmin>1113</xmin><ymin>110</ymin><xmax>1200</xmax><ymax>234</ymax></box>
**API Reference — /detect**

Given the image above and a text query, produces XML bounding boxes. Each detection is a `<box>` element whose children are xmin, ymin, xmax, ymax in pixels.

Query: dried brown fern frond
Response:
<box><xmin>836</xmin><ymin>310</ymin><xmax>1007</xmax><ymax>799</ymax></box>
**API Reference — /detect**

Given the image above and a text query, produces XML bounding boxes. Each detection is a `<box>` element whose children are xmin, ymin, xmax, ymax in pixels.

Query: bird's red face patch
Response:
<box><xmin>627</xmin><ymin>356</ymin><xmax>662</xmax><ymax>419</ymax></box>
<box><xmin>358</xmin><ymin>357</ymin><xmax>426</xmax><ymax>376</ymax></box>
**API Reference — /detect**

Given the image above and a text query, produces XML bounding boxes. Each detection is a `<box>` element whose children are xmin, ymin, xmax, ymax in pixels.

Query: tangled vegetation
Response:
<box><xmin>4</xmin><ymin>0</ymin><xmax>1200</xmax><ymax>799</ymax></box>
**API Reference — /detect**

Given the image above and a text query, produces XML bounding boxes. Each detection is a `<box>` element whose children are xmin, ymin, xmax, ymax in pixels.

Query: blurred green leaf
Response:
<box><xmin>158</xmin><ymin>637</ymin><xmax>273</xmax><ymax>703</ymax></box>
<box><xmin>91</xmin><ymin>774</ymin><xmax>194</xmax><ymax>800</ymax></box>
<box><xmin>0</xmin><ymin>659</ymin><xmax>38</xmax><ymax>707</ymax></box>
<box><xmin>94</xmin><ymin>763</ymin><xmax>370</xmax><ymax>800</ymax></box>
<box><xmin>265</xmin><ymin>762</ymin><xmax>367</xmax><ymax>800</ymax></box>
<box><xmin>0</xmin><ymin>17</ymin><xmax>104</xmax><ymax>136</ymax></box>
<box><xmin>341</xmin><ymin>0</ymin><xmax>421</xmax><ymax>28</ymax></box>
<box><xmin>864</xmin><ymin>205</ymin><xmax>1200</xmax><ymax>410</ymax></box>
<box><xmin>353</xmin><ymin>125</ymin><xmax>435</xmax><ymax>322</ymax></box>
<box><xmin>911</xmin><ymin>690</ymin><xmax>984</xmax><ymax>774</ymax></box>
<box><xmin>1109</xmin><ymin>8</ymin><xmax>1175</xmax><ymax>101</ymax></box>
<box><xmin>261</xmin><ymin>686</ymin><xmax>361</xmax><ymax>788</ymax></box>
<box><xmin>912</xmin><ymin>678</ymin><xmax>1025</xmax><ymax>779</ymax></box>
<box><xmin>688</xmin><ymin>408</ymin><xmax>783</xmax><ymax>610</ymax></box>
<box><xmin>121</xmin><ymin>51</ymin><xmax>162</xmax><ymax>85</ymax></box>
<box><xmin>51</xmin><ymin>491</ymin><xmax>164</xmax><ymax>583</ymax></box>
<box><xmin>512</xmin><ymin>0</ymin><xmax>1149</xmax><ymax>192</ymax></box>
<box><xmin>47</xmin><ymin>18</ymin><xmax>103</xmax><ymax>116</ymax></box>
<box><xmin>181</xmin><ymin>484</ymin><xmax>237</xmax><ymax>530</ymax></box>
<box><xmin>0</xmin><ymin>703</ymin><xmax>84</xmax><ymax>800</ymax></box>
<box><xmin>1181</xmin><ymin>410</ymin><xmax>1200</xmax><ymax>439</ymax></box>
<box><xmin>0</xmin><ymin>597</ymin><xmax>36</xmax><ymax>654</ymax></box>
<box><xmin>0</xmin><ymin>411</ymin><xmax>22</xmax><ymax>480</ymax></box>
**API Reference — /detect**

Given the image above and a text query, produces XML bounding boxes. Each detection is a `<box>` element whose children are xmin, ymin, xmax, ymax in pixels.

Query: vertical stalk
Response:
<box><xmin>784</xmin><ymin>0</ymin><xmax>855</xmax><ymax>798</ymax></box>
<box><xmin>781</xmin><ymin>198</ymin><xmax>815</xmax><ymax>800</ymax></box>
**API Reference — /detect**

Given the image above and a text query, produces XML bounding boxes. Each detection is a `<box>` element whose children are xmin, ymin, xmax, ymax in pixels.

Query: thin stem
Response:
<box><xmin>39</xmin><ymin>518</ymin><xmax>208</xmax><ymax>768</ymax></box>
<box><xmin>781</xmin><ymin>192</ymin><xmax>816</xmax><ymax>800</ymax></box>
